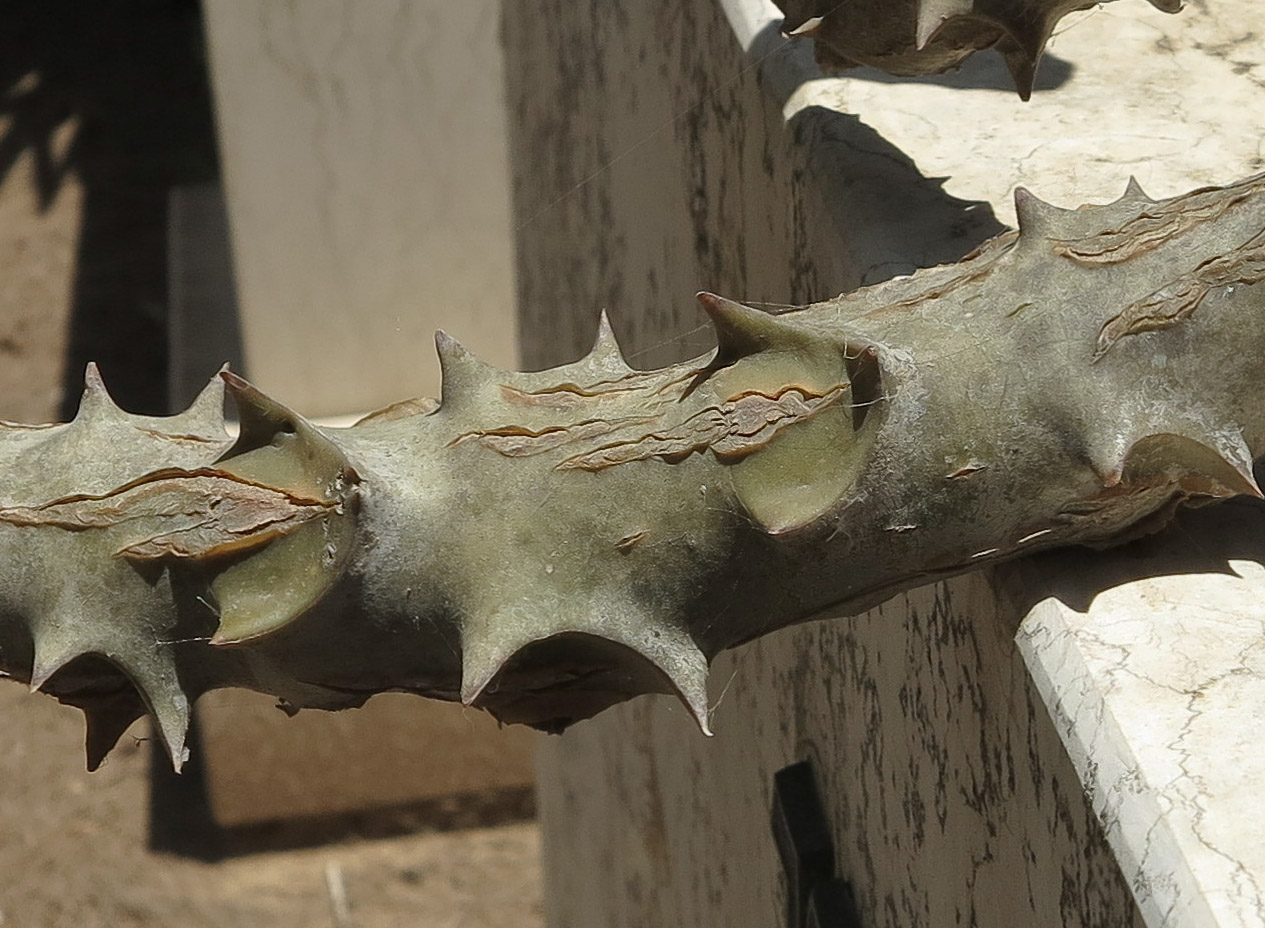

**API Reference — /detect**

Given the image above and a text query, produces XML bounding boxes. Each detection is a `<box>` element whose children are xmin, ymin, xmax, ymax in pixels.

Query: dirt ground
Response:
<box><xmin>0</xmin><ymin>3</ymin><xmax>543</xmax><ymax>926</ymax></box>
<box><xmin>0</xmin><ymin>692</ymin><xmax>542</xmax><ymax>928</ymax></box>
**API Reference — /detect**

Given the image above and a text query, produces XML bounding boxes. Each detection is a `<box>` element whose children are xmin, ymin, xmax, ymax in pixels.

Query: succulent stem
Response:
<box><xmin>1</xmin><ymin>173</ymin><xmax>1262</xmax><ymax>769</ymax></box>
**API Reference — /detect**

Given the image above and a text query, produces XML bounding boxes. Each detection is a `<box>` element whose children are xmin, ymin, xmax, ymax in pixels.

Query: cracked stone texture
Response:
<box><xmin>801</xmin><ymin>0</ymin><xmax>1265</xmax><ymax>231</ymax></box>
<box><xmin>1017</xmin><ymin>496</ymin><xmax>1265</xmax><ymax>928</ymax></box>
<box><xmin>506</xmin><ymin>0</ymin><xmax>1265</xmax><ymax>925</ymax></box>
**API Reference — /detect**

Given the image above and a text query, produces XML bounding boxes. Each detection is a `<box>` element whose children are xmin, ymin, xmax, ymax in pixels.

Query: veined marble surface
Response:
<box><xmin>1016</xmin><ymin>499</ymin><xmax>1265</xmax><ymax>928</ymax></box>
<box><xmin>791</xmin><ymin>0</ymin><xmax>1265</xmax><ymax>230</ymax></box>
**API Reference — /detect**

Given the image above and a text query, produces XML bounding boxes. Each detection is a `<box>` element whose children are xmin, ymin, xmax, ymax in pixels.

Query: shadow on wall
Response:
<box><xmin>998</xmin><ymin>491</ymin><xmax>1265</xmax><ymax>622</ymax></box>
<box><xmin>751</xmin><ymin>20</ymin><xmax>1013</xmax><ymax>292</ymax></box>
<box><xmin>505</xmin><ymin>11</ymin><xmax>1018</xmax><ymax>375</ymax></box>
<box><xmin>0</xmin><ymin>0</ymin><xmax>219</xmax><ymax>419</ymax></box>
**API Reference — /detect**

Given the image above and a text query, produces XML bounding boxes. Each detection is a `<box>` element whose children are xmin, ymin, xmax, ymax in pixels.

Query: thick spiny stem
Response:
<box><xmin>0</xmin><ymin>173</ymin><xmax>1262</xmax><ymax>769</ymax></box>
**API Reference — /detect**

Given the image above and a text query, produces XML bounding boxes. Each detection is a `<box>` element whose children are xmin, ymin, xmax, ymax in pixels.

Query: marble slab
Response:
<box><xmin>1015</xmin><ymin>499</ymin><xmax>1265</xmax><ymax>928</ymax></box>
<box><xmin>780</xmin><ymin>0</ymin><xmax>1265</xmax><ymax>229</ymax></box>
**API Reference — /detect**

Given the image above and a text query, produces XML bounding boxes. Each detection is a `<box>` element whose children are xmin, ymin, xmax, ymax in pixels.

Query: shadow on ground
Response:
<box><xmin>0</xmin><ymin>0</ymin><xmax>218</xmax><ymax>418</ymax></box>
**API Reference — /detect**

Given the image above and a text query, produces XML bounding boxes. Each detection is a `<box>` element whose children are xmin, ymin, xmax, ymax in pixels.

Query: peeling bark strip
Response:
<box><xmin>555</xmin><ymin>385</ymin><xmax>849</xmax><ymax>470</ymax></box>
<box><xmin>451</xmin><ymin>416</ymin><xmax>659</xmax><ymax>457</ymax></box>
<box><xmin>1055</xmin><ymin>178</ymin><xmax>1264</xmax><ymax>266</ymax></box>
<box><xmin>0</xmin><ymin>467</ymin><xmax>335</xmax><ymax>561</ymax></box>
<box><xmin>2</xmin><ymin>173</ymin><xmax>1265</xmax><ymax>772</ymax></box>
<box><xmin>499</xmin><ymin>366</ymin><xmax>701</xmax><ymax>406</ymax></box>
<box><xmin>1094</xmin><ymin>229</ymin><xmax>1265</xmax><ymax>359</ymax></box>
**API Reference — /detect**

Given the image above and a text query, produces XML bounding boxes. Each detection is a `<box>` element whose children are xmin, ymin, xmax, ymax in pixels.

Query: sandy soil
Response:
<box><xmin>0</xmin><ymin>3</ymin><xmax>543</xmax><ymax>925</ymax></box>
<box><xmin>0</xmin><ymin>691</ymin><xmax>543</xmax><ymax>928</ymax></box>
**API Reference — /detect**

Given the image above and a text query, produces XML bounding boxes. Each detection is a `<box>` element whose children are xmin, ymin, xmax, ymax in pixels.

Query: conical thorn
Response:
<box><xmin>696</xmin><ymin>291</ymin><xmax>812</xmax><ymax>368</ymax></box>
<box><xmin>1013</xmin><ymin>186</ymin><xmax>1068</xmax><ymax>238</ymax></box>
<box><xmin>1117</xmin><ymin>176</ymin><xmax>1155</xmax><ymax>206</ymax></box>
<box><xmin>217</xmin><ymin>367</ymin><xmax>355</xmax><ymax>491</ymax></box>
<box><xmin>74</xmin><ymin>362</ymin><xmax>124</xmax><ymax>421</ymax></box>
<box><xmin>146</xmin><ymin>689</ymin><xmax>191</xmax><ymax>773</ymax></box>
<box><xmin>660</xmin><ymin>646</ymin><xmax>712</xmax><ymax>736</ymax></box>
<box><xmin>436</xmin><ymin>331</ymin><xmax>499</xmax><ymax>411</ymax></box>
<box><xmin>218</xmin><ymin>369</ymin><xmax>304</xmax><ymax>444</ymax></box>
<box><xmin>112</xmin><ymin>654</ymin><xmax>192</xmax><ymax>772</ymax></box>
<box><xmin>1001</xmin><ymin>47</ymin><xmax>1039</xmax><ymax>101</ymax></box>
<box><xmin>174</xmin><ymin>364</ymin><xmax>230</xmax><ymax>431</ymax></box>
<box><xmin>588</xmin><ymin>310</ymin><xmax>631</xmax><ymax>369</ymax></box>
<box><xmin>599</xmin><ymin>620</ymin><xmax>712</xmax><ymax>735</ymax></box>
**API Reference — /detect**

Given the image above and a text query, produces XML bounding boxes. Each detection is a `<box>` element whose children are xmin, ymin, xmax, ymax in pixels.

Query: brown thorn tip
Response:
<box><xmin>784</xmin><ymin>15</ymin><xmax>822</xmax><ymax>37</ymax></box>
<box><xmin>218</xmin><ymin>369</ymin><xmax>253</xmax><ymax>393</ymax></box>
<box><xmin>435</xmin><ymin>330</ymin><xmax>481</xmax><ymax>367</ymax></box>
<box><xmin>695</xmin><ymin>291</ymin><xmax>724</xmax><ymax>312</ymax></box>
<box><xmin>696</xmin><ymin>290</ymin><xmax>811</xmax><ymax>368</ymax></box>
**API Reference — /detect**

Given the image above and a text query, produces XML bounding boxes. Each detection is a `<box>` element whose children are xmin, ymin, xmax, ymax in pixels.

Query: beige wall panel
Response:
<box><xmin>198</xmin><ymin>0</ymin><xmax>532</xmax><ymax>827</ymax></box>
<box><xmin>203</xmin><ymin>0</ymin><xmax>517</xmax><ymax>417</ymax></box>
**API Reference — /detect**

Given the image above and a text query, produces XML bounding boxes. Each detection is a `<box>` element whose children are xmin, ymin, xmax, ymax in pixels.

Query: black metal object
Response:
<box><xmin>771</xmin><ymin>761</ymin><xmax>863</xmax><ymax>928</ymax></box>
<box><xmin>806</xmin><ymin>878</ymin><xmax>861</xmax><ymax>928</ymax></box>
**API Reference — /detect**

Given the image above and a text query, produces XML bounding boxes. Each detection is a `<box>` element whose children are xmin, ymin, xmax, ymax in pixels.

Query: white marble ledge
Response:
<box><xmin>771</xmin><ymin>0</ymin><xmax>1265</xmax><ymax>228</ymax></box>
<box><xmin>1016</xmin><ymin>498</ymin><xmax>1265</xmax><ymax>928</ymax></box>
